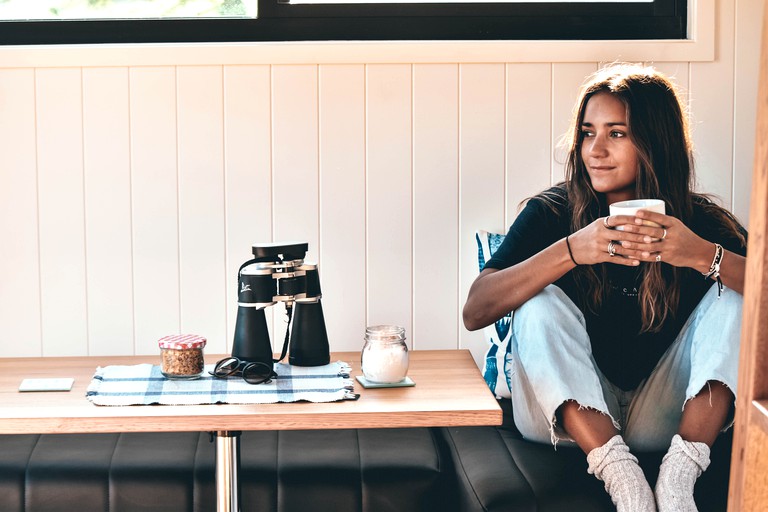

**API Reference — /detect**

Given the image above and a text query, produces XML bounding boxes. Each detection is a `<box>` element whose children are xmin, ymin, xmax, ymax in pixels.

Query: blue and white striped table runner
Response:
<box><xmin>86</xmin><ymin>361</ymin><xmax>356</xmax><ymax>406</ymax></box>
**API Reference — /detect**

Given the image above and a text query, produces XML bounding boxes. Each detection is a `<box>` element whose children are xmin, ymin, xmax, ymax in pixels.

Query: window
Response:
<box><xmin>0</xmin><ymin>0</ymin><xmax>257</xmax><ymax>20</ymax></box>
<box><xmin>0</xmin><ymin>0</ymin><xmax>687</xmax><ymax>45</ymax></box>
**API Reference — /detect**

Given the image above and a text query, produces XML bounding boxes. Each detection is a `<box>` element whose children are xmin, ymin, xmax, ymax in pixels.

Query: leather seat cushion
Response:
<box><xmin>438</xmin><ymin>399</ymin><xmax>732</xmax><ymax>512</ymax></box>
<box><xmin>1</xmin><ymin>428</ymin><xmax>446</xmax><ymax>512</ymax></box>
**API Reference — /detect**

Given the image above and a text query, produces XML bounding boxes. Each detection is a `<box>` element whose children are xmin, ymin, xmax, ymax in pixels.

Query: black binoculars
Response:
<box><xmin>231</xmin><ymin>242</ymin><xmax>330</xmax><ymax>368</ymax></box>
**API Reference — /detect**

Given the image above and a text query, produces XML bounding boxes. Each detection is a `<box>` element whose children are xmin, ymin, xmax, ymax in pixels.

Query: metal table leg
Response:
<box><xmin>215</xmin><ymin>430</ymin><xmax>241</xmax><ymax>512</ymax></box>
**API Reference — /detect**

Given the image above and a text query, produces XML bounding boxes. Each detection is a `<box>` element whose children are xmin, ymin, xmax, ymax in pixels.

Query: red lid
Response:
<box><xmin>158</xmin><ymin>334</ymin><xmax>207</xmax><ymax>350</ymax></box>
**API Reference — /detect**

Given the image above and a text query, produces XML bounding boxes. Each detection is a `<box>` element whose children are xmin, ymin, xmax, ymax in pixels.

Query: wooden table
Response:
<box><xmin>0</xmin><ymin>349</ymin><xmax>501</xmax><ymax>511</ymax></box>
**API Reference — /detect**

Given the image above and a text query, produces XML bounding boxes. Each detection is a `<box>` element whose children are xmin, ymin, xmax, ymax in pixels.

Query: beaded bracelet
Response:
<box><xmin>702</xmin><ymin>243</ymin><xmax>724</xmax><ymax>298</ymax></box>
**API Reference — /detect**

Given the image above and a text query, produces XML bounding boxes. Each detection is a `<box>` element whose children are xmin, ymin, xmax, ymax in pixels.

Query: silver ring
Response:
<box><xmin>655</xmin><ymin>254</ymin><xmax>662</xmax><ymax>262</ymax></box>
<box><xmin>603</xmin><ymin>216</ymin><xmax>611</xmax><ymax>229</ymax></box>
<box><xmin>608</xmin><ymin>241</ymin><xmax>616</xmax><ymax>257</ymax></box>
<box><xmin>661</xmin><ymin>229</ymin><xmax>667</xmax><ymax>240</ymax></box>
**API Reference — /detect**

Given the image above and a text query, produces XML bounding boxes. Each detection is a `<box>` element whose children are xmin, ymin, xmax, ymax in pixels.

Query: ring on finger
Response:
<box><xmin>608</xmin><ymin>241</ymin><xmax>616</xmax><ymax>257</ymax></box>
<box><xmin>661</xmin><ymin>228</ymin><xmax>667</xmax><ymax>240</ymax></box>
<box><xmin>655</xmin><ymin>254</ymin><xmax>662</xmax><ymax>262</ymax></box>
<box><xmin>603</xmin><ymin>216</ymin><xmax>612</xmax><ymax>229</ymax></box>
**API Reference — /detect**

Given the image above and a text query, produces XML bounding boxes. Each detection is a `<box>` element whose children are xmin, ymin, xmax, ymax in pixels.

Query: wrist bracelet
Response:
<box><xmin>702</xmin><ymin>243</ymin><xmax>724</xmax><ymax>297</ymax></box>
<box><xmin>565</xmin><ymin>235</ymin><xmax>580</xmax><ymax>266</ymax></box>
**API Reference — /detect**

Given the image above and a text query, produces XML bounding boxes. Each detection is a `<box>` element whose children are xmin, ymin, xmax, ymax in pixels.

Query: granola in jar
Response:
<box><xmin>158</xmin><ymin>334</ymin><xmax>206</xmax><ymax>379</ymax></box>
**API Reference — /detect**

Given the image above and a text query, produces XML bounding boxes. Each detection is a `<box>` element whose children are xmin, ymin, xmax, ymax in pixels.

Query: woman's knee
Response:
<box><xmin>515</xmin><ymin>285</ymin><xmax>584</xmax><ymax>326</ymax></box>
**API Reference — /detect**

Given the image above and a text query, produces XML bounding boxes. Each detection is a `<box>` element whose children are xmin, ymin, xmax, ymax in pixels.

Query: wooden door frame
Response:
<box><xmin>727</xmin><ymin>4</ymin><xmax>768</xmax><ymax>510</ymax></box>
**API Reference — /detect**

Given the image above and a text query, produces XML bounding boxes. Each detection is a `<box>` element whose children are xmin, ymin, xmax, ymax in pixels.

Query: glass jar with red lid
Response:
<box><xmin>158</xmin><ymin>334</ymin><xmax>206</xmax><ymax>379</ymax></box>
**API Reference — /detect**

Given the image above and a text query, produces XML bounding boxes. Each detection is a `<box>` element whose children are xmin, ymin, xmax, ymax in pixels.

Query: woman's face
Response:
<box><xmin>580</xmin><ymin>92</ymin><xmax>639</xmax><ymax>204</ymax></box>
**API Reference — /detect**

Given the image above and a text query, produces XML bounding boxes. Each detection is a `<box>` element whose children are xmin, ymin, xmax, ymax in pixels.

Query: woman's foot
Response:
<box><xmin>655</xmin><ymin>434</ymin><xmax>710</xmax><ymax>512</ymax></box>
<box><xmin>587</xmin><ymin>435</ymin><xmax>656</xmax><ymax>512</ymax></box>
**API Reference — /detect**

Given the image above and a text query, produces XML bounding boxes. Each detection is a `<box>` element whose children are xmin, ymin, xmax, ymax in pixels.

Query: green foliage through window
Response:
<box><xmin>0</xmin><ymin>0</ymin><xmax>256</xmax><ymax>20</ymax></box>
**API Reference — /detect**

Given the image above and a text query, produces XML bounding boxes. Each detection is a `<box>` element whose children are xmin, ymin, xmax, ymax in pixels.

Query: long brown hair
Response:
<box><xmin>555</xmin><ymin>63</ymin><xmax>744</xmax><ymax>332</ymax></box>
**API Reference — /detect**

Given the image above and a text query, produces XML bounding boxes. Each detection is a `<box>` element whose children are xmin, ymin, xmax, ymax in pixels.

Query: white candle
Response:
<box><xmin>361</xmin><ymin>325</ymin><xmax>409</xmax><ymax>383</ymax></box>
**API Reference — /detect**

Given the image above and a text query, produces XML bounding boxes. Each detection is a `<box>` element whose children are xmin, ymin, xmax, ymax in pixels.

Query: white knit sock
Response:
<box><xmin>587</xmin><ymin>435</ymin><xmax>656</xmax><ymax>512</ymax></box>
<box><xmin>655</xmin><ymin>434</ymin><xmax>711</xmax><ymax>512</ymax></box>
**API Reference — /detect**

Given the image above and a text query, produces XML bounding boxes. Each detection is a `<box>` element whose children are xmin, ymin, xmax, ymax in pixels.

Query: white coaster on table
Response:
<box><xmin>355</xmin><ymin>376</ymin><xmax>415</xmax><ymax>388</ymax></box>
<box><xmin>19</xmin><ymin>378</ymin><xmax>74</xmax><ymax>392</ymax></box>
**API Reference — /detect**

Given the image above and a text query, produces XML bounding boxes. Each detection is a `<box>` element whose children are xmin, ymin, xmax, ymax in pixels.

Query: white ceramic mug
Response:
<box><xmin>609</xmin><ymin>199</ymin><xmax>666</xmax><ymax>229</ymax></box>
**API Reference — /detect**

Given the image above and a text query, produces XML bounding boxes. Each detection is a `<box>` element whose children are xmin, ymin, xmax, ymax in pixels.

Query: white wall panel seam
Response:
<box><xmin>127</xmin><ymin>69</ymin><xmax>137</xmax><ymax>354</ymax></box>
<box><xmin>457</xmin><ymin>63</ymin><xmax>463</xmax><ymax>350</ymax></box>
<box><xmin>174</xmin><ymin>66</ymin><xmax>182</xmax><ymax>332</ymax></box>
<box><xmin>408</xmin><ymin>64</ymin><xmax>416</xmax><ymax>349</ymax></box>
<box><xmin>220</xmin><ymin>65</ymin><xmax>230</xmax><ymax>345</ymax></box>
<box><xmin>270</xmin><ymin>65</ymin><xmax>276</xmax><ymax>244</ymax></box>
<box><xmin>457</xmin><ymin>63</ymin><xmax>465</xmax><ymax>353</ymax></box>
<box><xmin>222</xmin><ymin>66</ymin><xmax>230</xmax><ymax>342</ymax></box>
<box><xmin>33</xmin><ymin>68</ymin><xmax>44</xmax><ymax>356</ymax></box>
<box><xmin>503</xmin><ymin>63</ymin><xmax>509</xmax><ymax>231</ymax></box>
<box><xmin>79</xmin><ymin>67</ymin><xmax>91</xmax><ymax>355</ymax></box>
<box><xmin>549</xmin><ymin>63</ymin><xmax>554</xmax><ymax>189</ymax></box>
<box><xmin>268</xmin><ymin>64</ymin><xmax>277</xmax><ymax>332</ymax></box>
<box><xmin>364</xmin><ymin>63</ymin><xmax>369</xmax><ymax>327</ymax></box>
<box><xmin>317</xmin><ymin>64</ymin><xmax>322</xmax><ymax>265</ymax></box>
<box><xmin>268</xmin><ymin>64</ymin><xmax>274</xmax><ymax>245</ymax></box>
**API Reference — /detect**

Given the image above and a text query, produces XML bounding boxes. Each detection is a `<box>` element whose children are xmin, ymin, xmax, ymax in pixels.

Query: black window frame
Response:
<box><xmin>0</xmin><ymin>0</ymin><xmax>687</xmax><ymax>45</ymax></box>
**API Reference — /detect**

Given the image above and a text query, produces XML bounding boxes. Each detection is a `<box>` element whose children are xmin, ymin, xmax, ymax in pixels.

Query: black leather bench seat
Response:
<box><xmin>0</xmin><ymin>400</ymin><xmax>733</xmax><ymax>512</ymax></box>
<box><xmin>437</xmin><ymin>400</ymin><xmax>732</xmax><ymax>512</ymax></box>
<box><xmin>0</xmin><ymin>428</ymin><xmax>447</xmax><ymax>512</ymax></box>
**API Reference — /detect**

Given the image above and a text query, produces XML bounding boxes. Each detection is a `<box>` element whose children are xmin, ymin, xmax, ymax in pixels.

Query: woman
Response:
<box><xmin>463</xmin><ymin>64</ymin><xmax>747</xmax><ymax>512</ymax></box>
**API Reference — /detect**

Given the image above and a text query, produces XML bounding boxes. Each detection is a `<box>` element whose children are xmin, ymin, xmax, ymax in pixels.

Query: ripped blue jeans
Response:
<box><xmin>507</xmin><ymin>284</ymin><xmax>742</xmax><ymax>452</ymax></box>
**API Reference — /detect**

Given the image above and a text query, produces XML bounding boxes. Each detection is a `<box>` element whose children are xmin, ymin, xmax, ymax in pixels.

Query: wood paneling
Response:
<box><xmin>0</xmin><ymin>69</ymin><xmax>40</xmax><ymax>357</ymax></box>
<box><xmin>223</xmin><ymin>65</ymin><xmax>274</xmax><ymax>349</ymax></box>
<box><xmin>35</xmin><ymin>68</ymin><xmax>88</xmax><ymax>357</ymax></box>
<box><xmin>365</xmin><ymin>64</ymin><xmax>413</xmax><ymax>337</ymax></box>
<box><xmin>459</xmin><ymin>63</ymin><xmax>507</xmax><ymax>365</ymax></box>
<box><xmin>505</xmin><ymin>63</ymin><xmax>553</xmax><ymax>225</ymax></box>
<box><xmin>318</xmin><ymin>64</ymin><xmax>366</xmax><ymax>351</ymax></box>
<box><xmin>551</xmin><ymin>63</ymin><xmax>597</xmax><ymax>184</ymax></box>
<box><xmin>82</xmin><ymin>67</ymin><xmax>134</xmax><ymax>356</ymax></box>
<box><xmin>413</xmin><ymin>64</ymin><xmax>459</xmax><ymax>350</ymax></box>
<box><xmin>129</xmin><ymin>67</ymin><xmax>180</xmax><ymax>354</ymax></box>
<box><xmin>0</xmin><ymin>4</ymin><xmax>760</xmax><ymax>359</ymax></box>
<box><xmin>691</xmin><ymin>0</ymin><xmax>737</xmax><ymax>210</ymax></box>
<box><xmin>176</xmin><ymin>66</ymin><xmax>228</xmax><ymax>352</ymax></box>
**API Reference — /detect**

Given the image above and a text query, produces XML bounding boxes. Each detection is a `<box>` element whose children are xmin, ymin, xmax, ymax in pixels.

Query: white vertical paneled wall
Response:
<box><xmin>0</xmin><ymin>0</ymin><xmax>761</xmax><ymax>368</ymax></box>
<box><xmin>366</xmin><ymin>64</ymin><xmax>413</xmax><ymax>338</ymax></box>
<box><xmin>36</xmin><ymin>69</ymin><xmax>88</xmax><ymax>357</ymax></box>
<box><xmin>318</xmin><ymin>64</ymin><xmax>366</xmax><ymax>349</ymax></box>
<box><xmin>413</xmin><ymin>64</ymin><xmax>458</xmax><ymax>350</ymax></box>
<box><xmin>0</xmin><ymin>69</ymin><xmax>39</xmax><ymax>357</ymax></box>
<box><xmin>83</xmin><ymin>67</ymin><xmax>133</xmax><ymax>356</ymax></box>
<box><xmin>129</xmin><ymin>67</ymin><xmax>181</xmax><ymax>355</ymax></box>
<box><xmin>222</xmin><ymin>65</ymin><xmax>273</xmax><ymax>346</ymax></box>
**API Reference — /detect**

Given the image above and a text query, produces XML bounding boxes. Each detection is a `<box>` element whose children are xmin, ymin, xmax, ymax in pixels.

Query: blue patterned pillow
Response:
<box><xmin>475</xmin><ymin>230</ymin><xmax>512</xmax><ymax>399</ymax></box>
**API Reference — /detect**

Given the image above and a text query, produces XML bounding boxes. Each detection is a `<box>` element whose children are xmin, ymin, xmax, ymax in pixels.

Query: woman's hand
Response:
<box><xmin>567</xmin><ymin>216</ymin><xmax>642</xmax><ymax>267</ymax></box>
<box><xmin>605</xmin><ymin>209</ymin><xmax>713</xmax><ymax>272</ymax></box>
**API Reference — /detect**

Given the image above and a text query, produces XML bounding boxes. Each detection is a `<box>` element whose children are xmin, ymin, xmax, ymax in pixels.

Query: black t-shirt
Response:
<box><xmin>484</xmin><ymin>186</ymin><xmax>747</xmax><ymax>390</ymax></box>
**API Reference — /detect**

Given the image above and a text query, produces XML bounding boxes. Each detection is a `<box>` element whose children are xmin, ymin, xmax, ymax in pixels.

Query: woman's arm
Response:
<box><xmin>686</xmin><ymin>242</ymin><xmax>746</xmax><ymax>295</ymax></box>
<box><xmin>462</xmin><ymin>237</ymin><xmax>575</xmax><ymax>331</ymax></box>
<box><xmin>714</xmin><ymin>249</ymin><xmax>746</xmax><ymax>295</ymax></box>
<box><xmin>463</xmin><ymin>214</ymin><xmax>645</xmax><ymax>331</ymax></box>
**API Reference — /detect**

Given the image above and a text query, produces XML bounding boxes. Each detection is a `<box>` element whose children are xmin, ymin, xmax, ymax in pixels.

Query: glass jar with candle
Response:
<box><xmin>361</xmin><ymin>325</ymin><xmax>409</xmax><ymax>384</ymax></box>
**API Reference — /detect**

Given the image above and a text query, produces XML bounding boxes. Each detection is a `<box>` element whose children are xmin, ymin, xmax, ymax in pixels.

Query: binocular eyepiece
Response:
<box><xmin>232</xmin><ymin>242</ymin><xmax>330</xmax><ymax>367</ymax></box>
